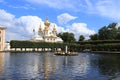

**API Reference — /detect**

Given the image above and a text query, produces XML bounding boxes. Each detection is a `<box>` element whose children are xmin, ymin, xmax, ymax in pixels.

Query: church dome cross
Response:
<box><xmin>44</xmin><ymin>17</ymin><xmax>50</xmax><ymax>27</ymax></box>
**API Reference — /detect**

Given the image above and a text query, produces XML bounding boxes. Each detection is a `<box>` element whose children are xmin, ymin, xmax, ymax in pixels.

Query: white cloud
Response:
<box><xmin>0</xmin><ymin>9</ymin><xmax>44</xmax><ymax>41</ymax></box>
<box><xmin>83</xmin><ymin>0</ymin><xmax>120</xmax><ymax>20</ymax></box>
<box><xmin>8</xmin><ymin>4</ymin><xmax>36</xmax><ymax>10</ymax></box>
<box><xmin>15</xmin><ymin>16</ymin><xmax>43</xmax><ymax>34</ymax></box>
<box><xmin>0</xmin><ymin>9</ymin><xmax>66</xmax><ymax>41</ymax></box>
<box><xmin>6</xmin><ymin>31</ymin><xmax>28</xmax><ymax>41</ymax></box>
<box><xmin>0</xmin><ymin>9</ymin><xmax>95</xmax><ymax>41</ymax></box>
<box><xmin>26</xmin><ymin>0</ymin><xmax>120</xmax><ymax>21</ymax></box>
<box><xmin>68</xmin><ymin>23</ymin><xmax>95</xmax><ymax>40</ymax></box>
<box><xmin>95</xmin><ymin>0</ymin><xmax>120</xmax><ymax>20</ymax></box>
<box><xmin>50</xmin><ymin>23</ymin><xmax>66</xmax><ymax>33</ymax></box>
<box><xmin>26</xmin><ymin>0</ymin><xmax>80</xmax><ymax>10</ymax></box>
<box><xmin>57</xmin><ymin>13</ymin><xmax>77</xmax><ymax>24</ymax></box>
<box><xmin>0</xmin><ymin>9</ymin><xmax>15</xmax><ymax>28</ymax></box>
<box><xmin>51</xmin><ymin>22</ymin><xmax>95</xmax><ymax>40</ymax></box>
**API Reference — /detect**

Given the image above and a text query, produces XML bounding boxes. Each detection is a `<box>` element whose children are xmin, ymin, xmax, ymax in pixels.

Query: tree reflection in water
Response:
<box><xmin>98</xmin><ymin>54</ymin><xmax>120</xmax><ymax>79</ymax></box>
<box><xmin>89</xmin><ymin>54</ymin><xmax>120</xmax><ymax>80</ymax></box>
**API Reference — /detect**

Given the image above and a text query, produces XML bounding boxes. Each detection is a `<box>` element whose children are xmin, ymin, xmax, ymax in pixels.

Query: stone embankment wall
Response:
<box><xmin>4</xmin><ymin>42</ymin><xmax>62</xmax><ymax>52</ymax></box>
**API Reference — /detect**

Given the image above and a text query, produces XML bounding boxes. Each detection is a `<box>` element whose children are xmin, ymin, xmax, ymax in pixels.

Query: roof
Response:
<box><xmin>0</xmin><ymin>27</ymin><xmax>6</xmax><ymax>30</ymax></box>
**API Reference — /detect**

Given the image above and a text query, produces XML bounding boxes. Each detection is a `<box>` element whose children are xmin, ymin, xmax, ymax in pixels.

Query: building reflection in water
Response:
<box><xmin>0</xmin><ymin>52</ymin><xmax>4</xmax><ymax>75</ymax></box>
<box><xmin>43</xmin><ymin>53</ymin><xmax>90</xmax><ymax>80</ymax></box>
<box><xmin>44</xmin><ymin>53</ymin><xmax>56</xmax><ymax>80</ymax></box>
<box><xmin>44</xmin><ymin>53</ymin><xmax>50</xmax><ymax>80</ymax></box>
<box><xmin>1</xmin><ymin>52</ymin><xmax>91</xmax><ymax>80</ymax></box>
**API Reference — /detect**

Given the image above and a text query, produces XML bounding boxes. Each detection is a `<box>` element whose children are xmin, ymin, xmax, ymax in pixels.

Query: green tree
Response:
<box><xmin>108</xmin><ymin>22</ymin><xmax>117</xmax><ymax>28</ymax></box>
<box><xmin>98</xmin><ymin>26</ymin><xmax>108</xmax><ymax>40</ymax></box>
<box><xmin>89</xmin><ymin>34</ymin><xmax>99</xmax><ymax>40</ymax></box>
<box><xmin>116</xmin><ymin>34</ymin><xmax>120</xmax><ymax>40</ymax></box>
<box><xmin>57</xmin><ymin>32</ymin><xmax>76</xmax><ymax>43</ymax></box>
<box><xmin>97</xmin><ymin>22</ymin><xmax>119</xmax><ymax>40</ymax></box>
<box><xmin>78</xmin><ymin>35</ymin><xmax>85</xmax><ymax>41</ymax></box>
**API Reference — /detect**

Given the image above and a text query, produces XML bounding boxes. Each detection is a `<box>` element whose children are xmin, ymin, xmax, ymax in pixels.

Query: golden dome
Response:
<box><xmin>44</xmin><ymin>17</ymin><xmax>50</xmax><ymax>27</ymax></box>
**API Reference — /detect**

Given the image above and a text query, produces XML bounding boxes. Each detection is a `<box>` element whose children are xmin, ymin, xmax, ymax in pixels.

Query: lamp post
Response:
<box><xmin>65</xmin><ymin>29</ymin><xmax>70</xmax><ymax>54</ymax></box>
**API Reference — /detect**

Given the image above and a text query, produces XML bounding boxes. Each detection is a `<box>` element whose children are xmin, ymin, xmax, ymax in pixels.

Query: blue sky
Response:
<box><xmin>0</xmin><ymin>0</ymin><xmax>120</xmax><ymax>41</ymax></box>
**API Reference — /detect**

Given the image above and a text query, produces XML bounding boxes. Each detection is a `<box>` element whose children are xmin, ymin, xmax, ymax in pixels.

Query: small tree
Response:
<box><xmin>57</xmin><ymin>32</ymin><xmax>76</xmax><ymax>43</ymax></box>
<box><xmin>78</xmin><ymin>35</ymin><xmax>85</xmax><ymax>41</ymax></box>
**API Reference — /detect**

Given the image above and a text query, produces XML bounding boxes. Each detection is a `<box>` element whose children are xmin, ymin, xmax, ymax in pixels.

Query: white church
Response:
<box><xmin>31</xmin><ymin>17</ymin><xmax>63</xmax><ymax>43</ymax></box>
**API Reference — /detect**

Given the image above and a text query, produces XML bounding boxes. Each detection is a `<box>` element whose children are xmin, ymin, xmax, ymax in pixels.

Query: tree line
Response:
<box><xmin>90</xmin><ymin>22</ymin><xmax>120</xmax><ymax>40</ymax></box>
<box><xmin>10</xmin><ymin>40</ymin><xmax>120</xmax><ymax>52</ymax></box>
<box><xmin>57</xmin><ymin>22</ymin><xmax>120</xmax><ymax>42</ymax></box>
<box><xmin>10</xmin><ymin>40</ymin><xmax>81</xmax><ymax>52</ymax></box>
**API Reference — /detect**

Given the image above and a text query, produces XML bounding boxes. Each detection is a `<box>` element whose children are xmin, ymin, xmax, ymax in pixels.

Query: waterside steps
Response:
<box><xmin>54</xmin><ymin>51</ymin><xmax>78</xmax><ymax>56</ymax></box>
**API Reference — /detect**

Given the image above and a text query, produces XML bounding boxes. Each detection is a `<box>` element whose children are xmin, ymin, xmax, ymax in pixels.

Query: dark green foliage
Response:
<box><xmin>57</xmin><ymin>32</ymin><xmax>76</xmax><ymax>43</ymax></box>
<box><xmin>89</xmin><ymin>34</ymin><xmax>99</xmax><ymax>40</ymax></box>
<box><xmin>77</xmin><ymin>40</ymin><xmax>120</xmax><ymax>45</ymax></box>
<box><xmin>78</xmin><ymin>35</ymin><xmax>85</xmax><ymax>41</ymax></box>
<box><xmin>10</xmin><ymin>40</ymin><xmax>65</xmax><ymax>48</ymax></box>
<box><xmin>90</xmin><ymin>22</ymin><xmax>120</xmax><ymax>40</ymax></box>
<box><xmin>10</xmin><ymin>40</ymin><xmax>120</xmax><ymax>52</ymax></box>
<box><xmin>90</xmin><ymin>44</ymin><xmax>120</xmax><ymax>51</ymax></box>
<box><xmin>98</xmin><ymin>26</ymin><xmax>108</xmax><ymax>40</ymax></box>
<box><xmin>76</xmin><ymin>40</ymin><xmax>120</xmax><ymax>51</ymax></box>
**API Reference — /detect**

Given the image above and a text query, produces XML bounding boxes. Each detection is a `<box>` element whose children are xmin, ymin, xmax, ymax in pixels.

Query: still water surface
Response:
<box><xmin>0</xmin><ymin>52</ymin><xmax>120</xmax><ymax>80</ymax></box>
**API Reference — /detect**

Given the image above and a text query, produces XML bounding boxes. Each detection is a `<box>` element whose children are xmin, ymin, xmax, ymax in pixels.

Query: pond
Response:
<box><xmin>0</xmin><ymin>52</ymin><xmax>120</xmax><ymax>80</ymax></box>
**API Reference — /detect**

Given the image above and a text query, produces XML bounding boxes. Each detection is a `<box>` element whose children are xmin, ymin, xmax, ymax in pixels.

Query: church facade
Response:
<box><xmin>31</xmin><ymin>17</ymin><xmax>63</xmax><ymax>43</ymax></box>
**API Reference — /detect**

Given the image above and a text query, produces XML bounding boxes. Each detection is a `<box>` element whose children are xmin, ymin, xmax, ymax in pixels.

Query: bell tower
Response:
<box><xmin>38</xmin><ymin>24</ymin><xmax>43</xmax><ymax>36</ymax></box>
<box><xmin>52</xmin><ymin>25</ymin><xmax>57</xmax><ymax>36</ymax></box>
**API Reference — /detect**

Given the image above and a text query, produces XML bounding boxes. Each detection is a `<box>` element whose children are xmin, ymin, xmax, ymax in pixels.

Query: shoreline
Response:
<box><xmin>0</xmin><ymin>51</ymin><xmax>120</xmax><ymax>54</ymax></box>
<box><xmin>90</xmin><ymin>51</ymin><xmax>120</xmax><ymax>54</ymax></box>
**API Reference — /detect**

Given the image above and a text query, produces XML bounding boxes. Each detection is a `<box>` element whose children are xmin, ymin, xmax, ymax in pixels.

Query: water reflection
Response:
<box><xmin>0</xmin><ymin>52</ymin><xmax>4</xmax><ymax>75</ymax></box>
<box><xmin>0</xmin><ymin>52</ymin><xmax>120</xmax><ymax>80</ymax></box>
<box><xmin>97</xmin><ymin>54</ymin><xmax>120</xmax><ymax>79</ymax></box>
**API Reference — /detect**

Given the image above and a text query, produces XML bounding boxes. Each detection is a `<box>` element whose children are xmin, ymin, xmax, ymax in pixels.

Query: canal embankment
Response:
<box><xmin>90</xmin><ymin>51</ymin><xmax>120</xmax><ymax>54</ymax></box>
